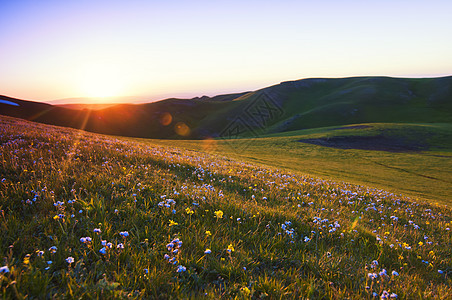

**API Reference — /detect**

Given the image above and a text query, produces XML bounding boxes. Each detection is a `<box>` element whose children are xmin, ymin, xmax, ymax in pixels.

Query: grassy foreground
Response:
<box><xmin>1</xmin><ymin>115</ymin><xmax>451</xmax><ymax>299</ymax></box>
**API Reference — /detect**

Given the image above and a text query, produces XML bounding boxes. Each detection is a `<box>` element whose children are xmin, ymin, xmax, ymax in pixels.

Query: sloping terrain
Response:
<box><xmin>1</xmin><ymin>76</ymin><xmax>451</xmax><ymax>139</ymax></box>
<box><xmin>0</xmin><ymin>115</ymin><xmax>451</xmax><ymax>298</ymax></box>
<box><xmin>151</xmin><ymin>123</ymin><xmax>452</xmax><ymax>205</ymax></box>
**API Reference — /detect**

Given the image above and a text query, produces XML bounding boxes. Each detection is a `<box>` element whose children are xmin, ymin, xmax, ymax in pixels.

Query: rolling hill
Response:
<box><xmin>1</xmin><ymin>76</ymin><xmax>451</xmax><ymax>140</ymax></box>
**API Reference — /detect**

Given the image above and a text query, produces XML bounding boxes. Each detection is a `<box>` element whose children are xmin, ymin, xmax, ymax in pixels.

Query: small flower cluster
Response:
<box><xmin>164</xmin><ymin>238</ymin><xmax>183</xmax><ymax>266</ymax></box>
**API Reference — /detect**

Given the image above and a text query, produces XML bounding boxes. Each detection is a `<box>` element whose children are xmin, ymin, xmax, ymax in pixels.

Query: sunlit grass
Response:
<box><xmin>1</xmin><ymin>115</ymin><xmax>451</xmax><ymax>298</ymax></box>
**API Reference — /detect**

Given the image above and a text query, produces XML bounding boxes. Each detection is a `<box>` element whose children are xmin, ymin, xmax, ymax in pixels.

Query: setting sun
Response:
<box><xmin>77</xmin><ymin>64</ymin><xmax>125</xmax><ymax>99</ymax></box>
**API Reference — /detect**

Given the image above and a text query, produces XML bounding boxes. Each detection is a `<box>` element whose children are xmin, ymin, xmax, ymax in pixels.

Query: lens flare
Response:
<box><xmin>160</xmin><ymin>112</ymin><xmax>172</xmax><ymax>126</ymax></box>
<box><xmin>174</xmin><ymin>122</ymin><xmax>190</xmax><ymax>137</ymax></box>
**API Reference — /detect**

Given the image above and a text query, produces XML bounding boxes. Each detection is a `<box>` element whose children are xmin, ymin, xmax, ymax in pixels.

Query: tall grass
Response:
<box><xmin>0</xmin><ymin>115</ymin><xmax>451</xmax><ymax>299</ymax></box>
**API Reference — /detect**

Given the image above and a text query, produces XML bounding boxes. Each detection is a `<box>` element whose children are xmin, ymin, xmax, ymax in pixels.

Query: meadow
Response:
<box><xmin>1</xmin><ymin>115</ymin><xmax>451</xmax><ymax>299</ymax></box>
<box><xmin>150</xmin><ymin>122</ymin><xmax>452</xmax><ymax>206</ymax></box>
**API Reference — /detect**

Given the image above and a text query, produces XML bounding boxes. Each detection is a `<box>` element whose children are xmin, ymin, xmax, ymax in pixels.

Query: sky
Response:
<box><xmin>1</xmin><ymin>0</ymin><xmax>452</xmax><ymax>103</ymax></box>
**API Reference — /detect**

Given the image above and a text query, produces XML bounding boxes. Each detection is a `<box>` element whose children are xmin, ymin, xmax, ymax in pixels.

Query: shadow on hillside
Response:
<box><xmin>298</xmin><ymin>135</ymin><xmax>428</xmax><ymax>152</ymax></box>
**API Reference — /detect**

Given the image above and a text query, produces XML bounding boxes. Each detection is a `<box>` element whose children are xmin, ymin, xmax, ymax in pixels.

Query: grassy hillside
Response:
<box><xmin>150</xmin><ymin>123</ymin><xmax>452</xmax><ymax>206</ymax></box>
<box><xmin>1</xmin><ymin>76</ymin><xmax>451</xmax><ymax>139</ymax></box>
<box><xmin>1</xmin><ymin>115</ymin><xmax>451</xmax><ymax>298</ymax></box>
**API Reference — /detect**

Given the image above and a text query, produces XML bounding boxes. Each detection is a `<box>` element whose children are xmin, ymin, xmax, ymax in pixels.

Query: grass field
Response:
<box><xmin>149</xmin><ymin>123</ymin><xmax>452</xmax><ymax>206</ymax></box>
<box><xmin>1</xmin><ymin>115</ymin><xmax>451</xmax><ymax>298</ymax></box>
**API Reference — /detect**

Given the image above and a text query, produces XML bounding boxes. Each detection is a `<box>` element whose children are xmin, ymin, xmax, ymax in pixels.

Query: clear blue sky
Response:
<box><xmin>1</xmin><ymin>0</ymin><xmax>451</xmax><ymax>102</ymax></box>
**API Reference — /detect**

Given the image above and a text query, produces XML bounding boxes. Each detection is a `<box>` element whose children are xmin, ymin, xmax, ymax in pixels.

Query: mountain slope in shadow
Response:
<box><xmin>1</xmin><ymin>76</ymin><xmax>451</xmax><ymax>139</ymax></box>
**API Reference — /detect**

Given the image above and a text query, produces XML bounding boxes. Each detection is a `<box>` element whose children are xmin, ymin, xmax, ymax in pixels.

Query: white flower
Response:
<box><xmin>0</xmin><ymin>266</ymin><xmax>9</xmax><ymax>273</ymax></box>
<box><xmin>204</xmin><ymin>249</ymin><xmax>212</xmax><ymax>254</ymax></box>
<box><xmin>66</xmin><ymin>257</ymin><xmax>74</xmax><ymax>264</ymax></box>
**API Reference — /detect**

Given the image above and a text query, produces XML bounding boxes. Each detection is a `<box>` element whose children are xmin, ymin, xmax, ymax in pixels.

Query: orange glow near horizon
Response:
<box><xmin>1</xmin><ymin>1</ymin><xmax>452</xmax><ymax>102</ymax></box>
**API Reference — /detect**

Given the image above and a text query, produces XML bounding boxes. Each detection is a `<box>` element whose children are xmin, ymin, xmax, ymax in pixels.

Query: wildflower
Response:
<box><xmin>390</xmin><ymin>293</ymin><xmax>398</xmax><ymax>298</ymax></box>
<box><xmin>53</xmin><ymin>215</ymin><xmax>59</xmax><ymax>220</ymax></box>
<box><xmin>0</xmin><ymin>266</ymin><xmax>10</xmax><ymax>273</ymax></box>
<box><xmin>114</xmin><ymin>209</ymin><xmax>119</xmax><ymax>213</ymax></box>
<box><xmin>304</xmin><ymin>236</ymin><xmax>311</xmax><ymax>242</ymax></box>
<box><xmin>36</xmin><ymin>250</ymin><xmax>44</xmax><ymax>257</ymax></box>
<box><xmin>241</xmin><ymin>286</ymin><xmax>251</xmax><ymax>296</ymax></box>
<box><xmin>176</xmin><ymin>265</ymin><xmax>186</xmax><ymax>272</ymax></box>
<box><xmin>379</xmin><ymin>269</ymin><xmax>387</xmax><ymax>277</ymax></box>
<box><xmin>368</xmin><ymin>273</ymin><xmax>378</xmax><ymax>280</ymax></box>
<box><xmin>66</xmin><ymin>257</ymin><xmax>74</xmax><ymax>264</ymax></box>
<box><xmin>204</xmin><ymin>249</ymin><xmax>212</xmax><ymax>254</ymax></box>
<box><xmin>205</xmin><ymin>230</ymin><xmax>212</xmax><ymax>236</ymax></box>
<box><xmin>49</xmin><ymin>246</ymin><xmax>57</xmax><ymax>254</ymax></box>
<box><xmin>79</xmin><ymin>210</ymin><xmax>83</xmax><ymax>213</ymax></box>
<box><xmin>106</xmin><ymin>242</ymin><xmax>113</xmax><ymax>248</ymax></box>
<box><xmin>117</xmin><ymin>243</ymin><xmax>124</xmax><ymax>249</ymax></box>
<box><xmin>227</xmin><ymin>244</ymin><xmax>235</xmax><ymax>253</ymax></box>
<box><xmin>169</xmin><ymin>220</ymin><xmax>178</xmax><ymax>227</ymax></box>
<box><xmin>99</xmin><ymin>247</ymin><xmax>107</xmax><ymax>254</ymax></box>
<box><xmin>418</xmin><ymin>241</ymin><xmax>423</xmax><ymax>246</ymax></box>
<box><xmin>381</xmin><ymin>290</ymin><xmax>390</xmax><ymax>299</ymax></box>
<box><xmin>120</xmin><ymin>231</ymin><xmax>129</xmax><ymax>237</ymax></box>
<box><xmin>101</xmin><ymin>240</ymin><xmax>107</xmax><ymax>246</ymax></box>
<box><xmin>185</xmin><ymin>207</ymin><xmax>194</xmax><ymax>215</ymax></box>
<box><xmin>214</xmin><ymin>210</ymin><xmax>223</xmax><ymax>219</ymax></box>
<box><xmin>438</xmin><ymin>270</ymin><xmax>444</xmax><ymax>274</ymax></box>
<box><xmin>392</xmin><ymin>270</ymin><xmax>399</xmax><ymax>276</ymax></box>
<box><xmin>144</xmin><ymin>268</ymin><xmax>149</xmax><ymax>274</ymax></box>
<box><xmin>46</xmin><ymin>261</ymin><xmax>52</xmax><ymax>269</ymax></box>
<box><xmin>23</xmin><ymin>254</ymin><xmax>31</xmax><ymax>265</ymax></box>
<box><xmin>94</xmin><ymin>228</ymin><xmax>101</xmax><ymax>234</ymax></box>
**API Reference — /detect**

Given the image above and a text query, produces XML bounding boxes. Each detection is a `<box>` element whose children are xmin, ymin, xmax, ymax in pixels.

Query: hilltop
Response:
<box><xmin>1</xmin><ymin>76</ymin><xmax>451</xmax><ymax>139</ymax></box>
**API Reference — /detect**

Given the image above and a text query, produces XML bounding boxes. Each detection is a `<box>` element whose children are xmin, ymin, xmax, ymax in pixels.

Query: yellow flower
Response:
<box><xmin>23</xmin><ymin>254</ymin><xmax>31</xmax><ymax>265</ymax></box>
<box><xmin>205</xmin><ymin>230</ymin><xmax>212</xmax><ymax>237</ymax></box>
<box><xmin>214</xmin><ymin>210</ymin><xmax>223</xmax><ymax>219</ymax></box>
<box><xmin>241</xmin><ymin>287</ymin><xmax>251</xmax><ymax>296</ymax></box>
<box><xmin>227</xmin><ymin>244</ymin><xmax>235</xmax><ymax>253</ymax></box>
<box><xmin>185</xmin><ymin>207</ymin><xmax>194</xmax><ymax>215</ymax></box>
<box><xmin>169</xmin><ymin>220</ymin><xmax>178</xmax><ymax>227</ymax></box>
<box><xmin>418</xmin><ymin>241</ymin><xmax>423</xmax><ymax>246</ymax></box>
<box><xmin>53</xmin><ymin>215</ymin><xmax>59</xmax><ymax>220</ymax></box>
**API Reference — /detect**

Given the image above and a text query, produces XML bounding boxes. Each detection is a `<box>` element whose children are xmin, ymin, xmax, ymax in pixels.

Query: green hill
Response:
<box><xmin>1</xmin><ymin>76</ymin><xmax>451</xmax><ymax>139</ymax></box>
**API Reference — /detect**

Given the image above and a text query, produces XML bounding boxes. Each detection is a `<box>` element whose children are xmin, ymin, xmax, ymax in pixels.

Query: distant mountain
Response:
<box><xmin>1</xmin><ymin>76</ymin><xmax>451</xmax><ymax>139</ymax></box>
